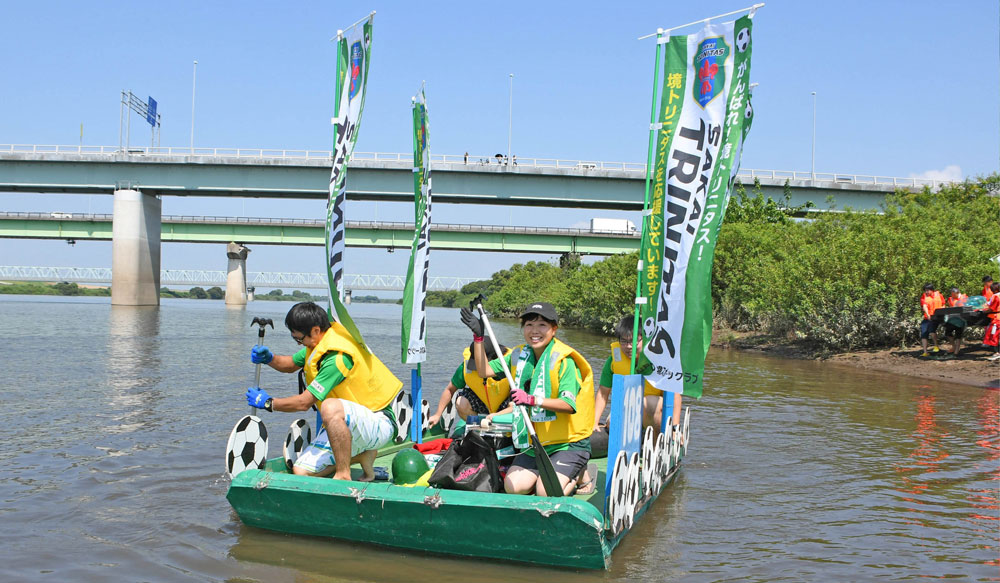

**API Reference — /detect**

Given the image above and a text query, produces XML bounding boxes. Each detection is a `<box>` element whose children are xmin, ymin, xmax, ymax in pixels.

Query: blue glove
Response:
<box><xmin>246</xmin><ymin>387</ymin><xmax>273</xmax><ymax>410</ymax></box>
<box><xmin>250</xmin><ymin>345</ymin><xmax>273</xmax><ymax>364</ymax></box>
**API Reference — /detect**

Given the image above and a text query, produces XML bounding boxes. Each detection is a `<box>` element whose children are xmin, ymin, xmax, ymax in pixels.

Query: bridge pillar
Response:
<box><xmin>246</xmin><ymin>286</ymin><xmax>255</xmax><ymax>302</ymax></box>
<box><xmin>111</xmin><ymin>188</ymin><xmax>161</xmax><ymax>306</ymax></box>
<box><xmin>344</xmin><ymin>289</ymin><xmax>352</xmax><ymax>305</ymax></box>
<box><xmin>225</xmin><ymin>242</ymin><xmax>251</xmax><ymax>305</ymax></box>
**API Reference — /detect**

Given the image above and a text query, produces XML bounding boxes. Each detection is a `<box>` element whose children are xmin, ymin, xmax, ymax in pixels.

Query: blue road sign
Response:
<box><xmin>146</xmin><ymin>97</ymin><xmax>157</xmax><ymax>126</ymax></box>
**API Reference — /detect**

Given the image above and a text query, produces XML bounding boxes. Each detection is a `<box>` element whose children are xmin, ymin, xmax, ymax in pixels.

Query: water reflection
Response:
<box><xmin>969</xmin><ymin>392</ymin><xmax>999</xmax><ymax>568</ymax></box>
<box><xmin>105</xmin><ymin>306</ymin><xmax>162</xmax><ymax>434</ymax></box>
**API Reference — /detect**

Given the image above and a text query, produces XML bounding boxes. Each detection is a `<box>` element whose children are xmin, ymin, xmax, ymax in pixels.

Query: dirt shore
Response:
<box><xmin>713</xmin><ymin>332</ymin><xmax>1000</xmax><ymax>389</ymax></box>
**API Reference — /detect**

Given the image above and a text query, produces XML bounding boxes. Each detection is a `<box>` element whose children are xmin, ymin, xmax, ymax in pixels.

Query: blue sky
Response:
<box><xmin>2</xmin><ymin>0</ymin><xmax>997</xmax><ymax>283</ymax></box>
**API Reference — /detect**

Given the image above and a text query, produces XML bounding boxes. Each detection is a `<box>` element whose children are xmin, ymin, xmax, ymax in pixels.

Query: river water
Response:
<box><xmin>0</xmin><ymin>296</ymin><xmax>996</xmax><ymax>582</ymax></box>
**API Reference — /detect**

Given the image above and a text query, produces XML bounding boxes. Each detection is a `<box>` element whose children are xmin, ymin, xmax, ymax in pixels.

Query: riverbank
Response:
<box><xmin>713</xmin><ymin>330</ymin><xmax>999</xmax><ymax>389</ymax></box>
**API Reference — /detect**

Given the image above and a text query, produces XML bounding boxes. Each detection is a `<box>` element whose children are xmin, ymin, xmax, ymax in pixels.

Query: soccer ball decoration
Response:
<box><xmin>736</xmin><ymin>28</ymin><xmax>751</xmax><ymax>52</ymax></box>
<box><xmin>641</xmin><ymin>426</ymin><xmax>655</xmax><ymax>498</ymax></box>
<box><xmin>745</xmin><ymin>100</ymin><xmax>753</xmax><ymax>120</ymax></box>
<box><xmin>439</xmin><ymin>393</ymin><xmax>458</xmax><ymax>433</ymax></box>
<box><xmin>607</xmin><ymin>451</ymin><xmax>629</xmax><ymax>535</ymax></box>
<box><xmin>392</xmin><ymin>390</ymin><xmax>412</xmax><ymax>444</ymax></box>
<box><xmin>420</xmin><ymin>399</ymin><xmax>432</xmax><ymax>433</ymax></box>
<box><xmin>283</xmin><ymin>418</ymin><xmax>312</xmax><ymax>472</ymax></box>
<box><xmin>226</xmin><ymin>415</ymin><xmax>268</xmax><ymax>478</ymax></box>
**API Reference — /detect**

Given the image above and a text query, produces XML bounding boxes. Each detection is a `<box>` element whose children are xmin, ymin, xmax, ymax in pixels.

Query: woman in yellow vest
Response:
<box><xmin>592</xmin><ymin>314</ymin><xmax>682</xmax><ymax>456</ymax></box>
<box><xmin>246</xmin><ymin>302</ymin><xmax>402</xmax><ymax>481</ymax></box>
<box><xmin>462</xmin><ymin>301</ymin><xmax>595</xmax><ymax>496</ymax></box>
<box><xmin>427</xmin><ymin>338</ymin><xmax>512</xmax><ymax>428</ymax></box>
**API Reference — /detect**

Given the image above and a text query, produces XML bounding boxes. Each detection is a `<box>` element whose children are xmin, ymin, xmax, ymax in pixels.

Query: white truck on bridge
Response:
<box><xmin>590</xmin><ymin>218</ymin><xmax>637</xmax><ymax>233</ymax></box>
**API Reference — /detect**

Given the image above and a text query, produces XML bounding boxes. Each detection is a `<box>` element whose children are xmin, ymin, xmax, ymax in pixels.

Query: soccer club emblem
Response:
<box><xmin>348</xmin><ymin>41</ymin><xmax>364</xmax><ymax>100</ymax></box>
<box><xmin>693</xmin><ymin>36</ymin><xmax>730</xmax><ymax>108</ymax></box>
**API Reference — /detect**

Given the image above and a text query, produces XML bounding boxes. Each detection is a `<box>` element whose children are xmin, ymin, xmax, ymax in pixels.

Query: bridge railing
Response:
<box><xmin>0</xmin><ymin>144</ymin><xmax>951</xmax><ymax>189</ymax></box>
<box><xmin>0</xmin><ymin>212</ymin><xmax>641</xmax><ymax>237</ymax></box>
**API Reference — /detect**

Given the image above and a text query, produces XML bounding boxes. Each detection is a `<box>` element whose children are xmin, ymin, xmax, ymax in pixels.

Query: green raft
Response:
<box><xmin>227</xmin><ymin>428</ymin><xmax>686</xmax><ymax>570</ymax></box>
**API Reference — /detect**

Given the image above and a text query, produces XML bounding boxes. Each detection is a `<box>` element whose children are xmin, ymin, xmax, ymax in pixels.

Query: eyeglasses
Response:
<box><xmin>619</xmin><ymin>338</ymin><xmax>634</xmax><ymax>347</ymax></box>
<box><xmin>291</xmin><ymin>333</ymin><xmax>305</xmax><ymax>345</ymax></box>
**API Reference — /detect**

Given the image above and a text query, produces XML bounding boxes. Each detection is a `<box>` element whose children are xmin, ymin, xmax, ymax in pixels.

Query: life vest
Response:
<box><xmin>509</xmin><ymin>338</ymin><xmax>594</xmax><ymax>447</ymax></box>
<box><xmin>985</xmin><ymin>285</ymin><xmax>995</xmax><ymax>301</ymax></box>
<box><xmin>988</xmin><ymin>294</ymin><xmax>1000</xmax><ymax>322</ymax></box>
<box><xmin>947</xmin><ymin>293</ymin><xmax>967</xmax><ymax>307</ymax></box>
<box><xmin>462</xmin><ymin>346</ymin><xmax>512</xmax><ymax>412</ymax></box>
<box><xmin>610</xmin><ymin>341</ymin><xmax>660</xmax><ymax>397</ymax></box>
<box><xmin>303</xmin><ymin>322</ymin><xmax>402</xmax><ymax>412</ymax></box>
<box><xmin>920</xmin><ymin>292</ymin><xmax>944</xmax><ymax>320</ymax></box>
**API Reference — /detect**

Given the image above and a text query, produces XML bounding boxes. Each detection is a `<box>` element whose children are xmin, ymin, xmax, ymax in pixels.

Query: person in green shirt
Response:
<box><xmin>427</xmin><ymin>338</ymin><xmax>512</xmax><ymax>428</ymax></box>
<box><xmin>246</xmin><ymin>302</ymin><xmax>401</xmax><ymax>481</ymax></box>
<box><xmin>462</xmin><ymin>301</ymin><xmax>595</xmax><ymax>496</ymax></box>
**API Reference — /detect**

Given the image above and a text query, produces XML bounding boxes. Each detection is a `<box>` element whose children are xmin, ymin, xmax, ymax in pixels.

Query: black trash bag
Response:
<box><xmin>427</xmin><ymin>432</ymin><xmax>502</xmax><ymax>493</ymax></box>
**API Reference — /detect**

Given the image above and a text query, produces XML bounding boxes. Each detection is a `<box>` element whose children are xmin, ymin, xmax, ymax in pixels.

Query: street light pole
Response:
<box><xmin>191</xmin><ymin>60</ymin><xmax>198</xmax><ymax>153</ymax></box>
<box><xmin>811</xmin><ymin>91</ymin><xmax>816</xmax><ymax>182</ymax></box>
<box><xmin>507</xmin><ymin>73</ymin><xmax>513</xmax><ymax>165</ymax></box>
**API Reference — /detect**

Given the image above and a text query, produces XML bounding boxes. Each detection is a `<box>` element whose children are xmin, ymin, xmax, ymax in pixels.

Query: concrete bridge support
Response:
<box><xmin>111</xmin><ymin>188</ymin><xmax>161</xmax><ymax>306</ymax></box>
<box><xmin>225</xmin><ymin>242</ymin><xmax>250</xmax><ymax>305</ymax></box>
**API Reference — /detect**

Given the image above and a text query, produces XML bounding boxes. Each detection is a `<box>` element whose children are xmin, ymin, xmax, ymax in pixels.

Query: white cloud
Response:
<box><xmin>908</xmin><ymin>165</ymin><xmax>963</xmax><ymax>183</ymax></box>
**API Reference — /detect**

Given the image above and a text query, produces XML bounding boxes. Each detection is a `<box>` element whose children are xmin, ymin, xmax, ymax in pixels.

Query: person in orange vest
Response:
<box><xmin>919</xmin><ymin>283</ymin><xmax>944</xmax><ymax>357</ymax></box>
<box><xmin>984</xmin><ymin>282</ymin><xmax>1000</xmax><ymax>361</ymax></box>
<box><xmin>947</xmin><ymin>287</ymin><xmax>968</xmax><ymax>307</ymax></box>
<box><xmin>942</xmin><ymin>287</ymin><xmax>969</xmax><ymax>356</ymax></box>
<box><xmin>982</xmin><ymin>275</ymin><xmax>995</xmax><ymax>300</ymax></box>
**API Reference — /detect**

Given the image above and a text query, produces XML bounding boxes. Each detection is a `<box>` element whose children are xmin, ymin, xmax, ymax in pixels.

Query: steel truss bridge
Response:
<box><xmin>0</xmin><ymin>266</ymin><xmax>479</xmax><ymax>291</ymax></box>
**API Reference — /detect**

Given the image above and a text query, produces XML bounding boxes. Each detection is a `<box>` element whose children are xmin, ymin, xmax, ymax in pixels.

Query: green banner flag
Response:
<box><xmin>638</xmin><ymin>15</ymin><xmax>755</xmax><ymax>398</ymax></box>
<box><xmin>326</xmin><ymin>14</ymin><xmax>373</xmax><ymax>349</ymax></box>
<box><xmin>401</xmin><ymin>87</ymin><xmax>432</xmax><ymax>364</ymax></box>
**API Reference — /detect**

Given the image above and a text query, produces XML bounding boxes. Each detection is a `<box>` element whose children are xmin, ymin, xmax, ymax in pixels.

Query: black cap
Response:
<box><xmin>519</xmin><ymin>302</ymin><xmax>558</xmax><ymax>324</ymax></box>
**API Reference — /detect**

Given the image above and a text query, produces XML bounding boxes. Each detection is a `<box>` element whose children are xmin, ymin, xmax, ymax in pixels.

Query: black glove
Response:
<box><xmin>469</xmin><ymin>294</ymin><xmax>487</xmax><ymax>312</ymax></box>
<box><xmin>460</xmin><ymin>307</ymin><xmax>484</xmax><ymax>337</ymax></box>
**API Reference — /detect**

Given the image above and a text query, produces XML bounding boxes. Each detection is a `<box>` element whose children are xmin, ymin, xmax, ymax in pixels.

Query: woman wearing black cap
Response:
<box><xmin>460</xmin><ymin>301</ymin><xmax>595</xmax><ymax>496</ymax></box>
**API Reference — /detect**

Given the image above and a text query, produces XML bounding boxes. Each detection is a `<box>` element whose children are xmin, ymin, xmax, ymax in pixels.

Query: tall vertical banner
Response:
<box><xmin>639</xmin><ymin>15</ymin><xmax>755</xmax><ymax>398</ymax></box>
<box><xmin>401</xmin><ymin>87</ymin><xmax>432</xmax><ymax>364</ymax></box>
<box><xmin>326</xmin><ymin>14</ymin><xmax>374</xmax><ymax>348</ymax></box>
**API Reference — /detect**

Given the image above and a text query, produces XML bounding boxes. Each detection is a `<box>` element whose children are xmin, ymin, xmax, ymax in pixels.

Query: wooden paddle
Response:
<box><xmin>475</xmin><ymin>302</ymin><xmax>564</xmax><ymax>497</ymax></box>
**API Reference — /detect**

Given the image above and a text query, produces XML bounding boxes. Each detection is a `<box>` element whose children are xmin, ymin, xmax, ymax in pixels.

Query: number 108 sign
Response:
<box><xmin>604</xmin><ymin>373</ymin><xmax>643</xmax><ymax>525</ymax></box>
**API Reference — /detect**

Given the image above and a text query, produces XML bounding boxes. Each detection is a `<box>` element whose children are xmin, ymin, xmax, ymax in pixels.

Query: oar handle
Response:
<box><xmin>475</xmin><ymin>303</ymin><xmax>539</xmax><ymax>439</ymax></box>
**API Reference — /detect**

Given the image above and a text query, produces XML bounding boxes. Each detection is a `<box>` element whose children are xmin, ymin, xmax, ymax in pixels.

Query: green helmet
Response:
<box><xmin>391</xmin><ymin>449</ymin><xmax>429</xmax><ymax>485</ymax></box>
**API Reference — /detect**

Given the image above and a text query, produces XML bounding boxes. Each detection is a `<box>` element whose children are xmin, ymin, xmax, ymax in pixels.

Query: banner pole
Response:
<box><xmin>630</xmin><ymin>30</ymin><xmax>664</xmax><ymax>376</ymax></box>
<box><xmin>638</xmin><ymin>3</ymin><xmax>763</xmax><ymax>39</ymax></box>
<box><xmin>330</xmin><ymin>11</ymin><xmax>375</xmax><ymax>40</ymax></box>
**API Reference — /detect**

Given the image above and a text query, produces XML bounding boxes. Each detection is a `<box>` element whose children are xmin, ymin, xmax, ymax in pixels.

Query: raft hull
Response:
<box><xmin>227</xmin><ymin>444</ymin><xmax>682</xmax><ymax>570</ymax></box>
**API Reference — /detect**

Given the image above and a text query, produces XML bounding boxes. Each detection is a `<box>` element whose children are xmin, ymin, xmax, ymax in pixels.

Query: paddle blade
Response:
<box><xmin>531</xmin><ymin>434</ymin><xmax>563</xmax><ymax>498</ymax></box>
<box><xmin>282</xmin><ymin>418</ymin><xmax>312</xmax><ymax>472</ymax></box>
<box><xmin>226</xmin><ymin>415</ymin><xmax>269</xmax><ymax>479</ymax></box>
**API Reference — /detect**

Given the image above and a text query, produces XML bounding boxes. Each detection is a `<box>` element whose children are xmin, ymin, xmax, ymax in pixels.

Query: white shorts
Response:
<box><xmin>294</xmin><ymin>399</ymin><xmax>395</xmax><ymax>474</ymax></box>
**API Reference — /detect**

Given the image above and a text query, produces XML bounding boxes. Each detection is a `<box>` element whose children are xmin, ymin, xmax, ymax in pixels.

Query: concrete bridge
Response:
<box><xmin>0</xmin><ymin>212</ymin><xmax>639</xmax><ymax>254</ymax></box>
<box><xmin>0</xmin><ymin>145</ymin><xmax>941</xmax><ymax>210</ymax></box>
<box><xmin>0</xmin><ymin>266</ymin><xmax>478</xmax><ymax>292</ymax></box>
<box><xmin>0</xmin><ymin>144</ymin><xmax>947</xmax><ymax>306</ymax></box>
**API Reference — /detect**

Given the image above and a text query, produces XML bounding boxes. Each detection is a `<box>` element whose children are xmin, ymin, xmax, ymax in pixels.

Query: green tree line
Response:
<box><xmin>466</xmin><ymin>175</ymin><xmax>998</xmax><ymax>352</ymax></box>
